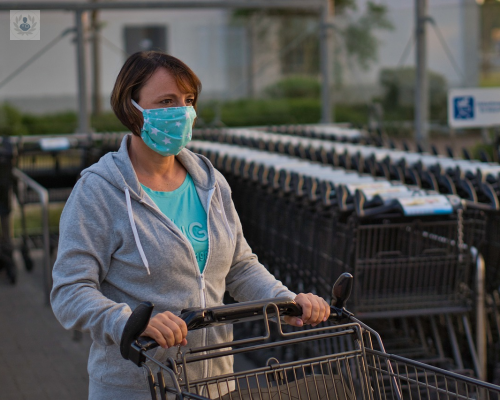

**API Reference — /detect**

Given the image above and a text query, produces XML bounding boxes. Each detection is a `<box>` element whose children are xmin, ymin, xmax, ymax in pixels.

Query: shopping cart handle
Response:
<box><xmin>179</xmin><ymin>297</ymin><xmax>302</xmax><ymax>330</ymax></box>
<box><xmin>121</xmin><ymin>274</ymin><xmax>354</xmax><ymax>367</ymax></box>
<box><xmin>120</xmin><ymin>298</ymin><xmax>302</xmax><ymax>366</ymax></box>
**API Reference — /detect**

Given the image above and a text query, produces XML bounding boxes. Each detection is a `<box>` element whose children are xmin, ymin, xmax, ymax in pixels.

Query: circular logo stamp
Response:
<box><xmin>10</xmin><ymin>10</ymin><xmax>40</xmax><ymax>40</ymax></box>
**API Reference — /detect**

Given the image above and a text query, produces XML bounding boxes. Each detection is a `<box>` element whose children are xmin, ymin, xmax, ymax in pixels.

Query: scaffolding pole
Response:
<box><xmin>415</xmin><ymin>0</ymin><xmax>429</xmax><ymax>150</ymax></box>
<box><xmin>320</xmin><ymin>2</ymin><xmax>333</xmax><ymax>124</ymax></box>
<box><xmin>75</xmin><ymin>10</ymin><xmax>90</xmax><ymax>134</ymax></box>
<box><xmin>0</xmin><ymin>1</ymin><xmax>324</xmax><ymax>11</ymax></box>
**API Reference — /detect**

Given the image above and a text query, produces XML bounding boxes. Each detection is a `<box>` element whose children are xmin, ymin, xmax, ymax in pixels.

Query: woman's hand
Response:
<box><xmin>284</xmin><ymin>293</ymin><xmax>331</xmax><ymax>327</ymax></box>
<box><xmin>141</xmin><ymin>311</ymin><xmax>188</xmax><ymax>348</ymax></box>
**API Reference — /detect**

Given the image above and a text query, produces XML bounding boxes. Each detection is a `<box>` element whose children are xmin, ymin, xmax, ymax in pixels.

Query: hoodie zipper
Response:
<box><xmin>135</xmin><ymin>185</ymin><xmax>216</xmax><ymax>381</ymax></box>
<box><xmin>198</xmin><ymin>186</ymin><xmax>215</xmax><ymax>383</ymax></box>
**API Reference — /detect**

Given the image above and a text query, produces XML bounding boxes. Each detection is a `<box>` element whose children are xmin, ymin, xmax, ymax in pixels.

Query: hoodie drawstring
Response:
<box><xmin>124</xmin><ymin>183</ymin><xmax>232</xmax><ymax>276</ymax></box>
<box><xmin>125</xmin><ymin>187</ymin><xmax>151</xmax><ymax>275</ymax></box>
<box><xmin>216</xmin><ymin>183</ymin><xmax>235</xmax><ymax>243</ymax></box>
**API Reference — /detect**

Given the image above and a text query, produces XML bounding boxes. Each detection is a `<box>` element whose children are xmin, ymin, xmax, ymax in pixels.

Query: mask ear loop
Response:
<box><xmin>131</xmin><ymin>99</ymin><xmax>144</xmax><ymax>112</ymax></box>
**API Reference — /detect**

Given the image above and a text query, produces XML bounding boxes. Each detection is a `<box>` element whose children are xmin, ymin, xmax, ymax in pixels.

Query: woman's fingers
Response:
<box><xmin>147</xmin><ymin>317</ymin><xmax>177</xmax><ymax>347</ymax></box>
<box><xmin>321</xmin><ymin>298</ymin><xmax>331</xmax><ymax>322</ymax></box>
<box><xmin>294</xmin><ymin>293</ymin><xmax>331</xmax><ymax>326</ymax></box>
<box><xmin>169</xmin><ymin>312</ymin><xmax>188</xmax><ymax>338</ymax></box>
<box><xmin>140</xmin><ymin>311</ymin><xmax>188</xmax><ymax>348</ymax></box>
<box><xmin>295</xmin><ymin>293</ymin><xmax>312</xmax><ymax>323</ymax></box>
<box><xmin>308</xmin><ymin>296</ymin><xmax>321</xmax><ymax>325</ymax></box>
<box><xmin>141</xmin><ymin>325</ymin><xmax>168</xmax><ymax>348</ymax></box>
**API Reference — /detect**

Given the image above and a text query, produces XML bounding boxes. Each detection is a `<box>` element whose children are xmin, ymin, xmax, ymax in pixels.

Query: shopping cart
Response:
<box><xmin>121</xmin><ymin>273</ymin><xmax>500</xmax><ymax>400</ymax></box>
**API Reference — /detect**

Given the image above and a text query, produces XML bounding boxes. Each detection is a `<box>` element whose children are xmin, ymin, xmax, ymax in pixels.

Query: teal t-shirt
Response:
<box><xmin>141</xmin><ymin>174</ymin><xmax>209</xmax><ymax>273</ymax></box>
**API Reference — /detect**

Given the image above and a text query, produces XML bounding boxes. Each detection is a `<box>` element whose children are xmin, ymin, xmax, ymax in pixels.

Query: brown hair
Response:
<box><xmin>111</xmin><ymin>51</ymin><xmax>202</xmax><ymax>136</ymax></box>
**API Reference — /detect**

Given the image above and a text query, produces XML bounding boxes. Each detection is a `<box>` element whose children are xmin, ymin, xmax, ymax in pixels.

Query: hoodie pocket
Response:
<box><xmin>103</xmin><ymin>343</ymin><xmax>149</xmax><ymax>390</ymax></box>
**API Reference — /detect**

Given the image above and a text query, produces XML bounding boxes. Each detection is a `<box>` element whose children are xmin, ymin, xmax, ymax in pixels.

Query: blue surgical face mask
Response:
<box><xmin>131</xmin><ymin>99</ymin><xmax>196</xmax><ymax>157</ymax></box>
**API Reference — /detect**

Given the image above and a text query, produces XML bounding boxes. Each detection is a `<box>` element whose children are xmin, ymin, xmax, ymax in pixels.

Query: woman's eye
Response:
<box><xmin>160</xmin><ymin>99</ymin><xmax>172</xmax><ymax>105</ymax></box>
<box><xmin>186</xmin><ymin>98</ymin><xmax>194</xmax><ymax>104</ymax></box>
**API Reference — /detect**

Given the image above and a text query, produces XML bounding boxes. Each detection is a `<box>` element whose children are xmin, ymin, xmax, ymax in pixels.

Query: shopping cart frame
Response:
<box><xmin>121</xmin><ymin>274</ymin><xmax>500</xmax><ymax>400</ymax></box>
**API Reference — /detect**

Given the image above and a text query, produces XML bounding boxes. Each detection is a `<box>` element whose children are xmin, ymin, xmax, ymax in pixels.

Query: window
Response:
<box><xmin>124</xmin><ymin>26</ymin><xmax>167</xmax><ymax>55</ymax></box>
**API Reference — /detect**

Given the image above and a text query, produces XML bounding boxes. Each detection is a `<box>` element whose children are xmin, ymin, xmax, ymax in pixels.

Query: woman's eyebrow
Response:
<box><xmin>154</xmin><ymin>93</ymin><xmax>178</xmax><ymax>100</ymax></box>
<box><xmin>154</xmin><ymin>92</ymin><xmax>195</xmax><ymax>100</ymax></box>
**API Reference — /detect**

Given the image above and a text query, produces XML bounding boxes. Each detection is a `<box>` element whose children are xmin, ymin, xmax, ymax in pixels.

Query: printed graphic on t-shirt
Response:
<box><xmin>141</xmin><ymin>174</ymin><xmax>209</xmax><ymax>273</ymax></box>
<box><xmin>196</xmin><ymin>250</ymin><xmax>209</xmax><ymax>265</ymax></box>
<box><xmin>172</xmin><ymin>219</ymin><xmax>208</xmax><ymax>264</ymax></box>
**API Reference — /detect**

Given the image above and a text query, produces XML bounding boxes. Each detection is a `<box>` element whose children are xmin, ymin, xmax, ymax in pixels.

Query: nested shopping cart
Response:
<box><xmin>121</xmin><ymin>274</ymin><xmax>500</xmax><ymax>400</ymax></box>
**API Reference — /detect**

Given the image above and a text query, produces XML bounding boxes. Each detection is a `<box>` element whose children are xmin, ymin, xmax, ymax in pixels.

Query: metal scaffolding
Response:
<box><xmin>0</xmin><ymin>1</ymin><xmax>333</xmax><ymax>132</ymax></box>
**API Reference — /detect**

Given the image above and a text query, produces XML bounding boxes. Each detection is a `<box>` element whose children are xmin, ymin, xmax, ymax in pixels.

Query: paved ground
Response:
<box><xmin>0</xmin><ymin>249</ymin><xmax>92</xmax><ymax>400</ymax></box>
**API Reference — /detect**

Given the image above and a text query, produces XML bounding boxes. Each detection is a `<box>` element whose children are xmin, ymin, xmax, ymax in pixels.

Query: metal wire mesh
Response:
<box><xmin>366</xmin><ymin>349</ymin><xmax>500</xmax><ymax>400</ymax></box>
<box><xmin>142</xmin><ymin>316</ymin><xmax>500</xmax><ymax>400</ymax></box>
<box><xmin>193</xmin><ymin>356</ymin><xmax>365</xmax><ymax>400</ymax></box>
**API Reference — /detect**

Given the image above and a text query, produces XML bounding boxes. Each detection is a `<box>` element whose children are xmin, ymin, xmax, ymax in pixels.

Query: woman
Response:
<box><xmin>51</xmin><ymin>51</ymin><xmax>330</xmax><ymax>399</ymax></box>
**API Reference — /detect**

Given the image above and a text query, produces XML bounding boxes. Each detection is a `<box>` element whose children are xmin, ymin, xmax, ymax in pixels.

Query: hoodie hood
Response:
<box><xmin>81</xmin><ymin>134</ymin><xmax>217</xmax><ymax>203</ymax></box>
<box><xmin>80</xmin><ymin>134</ymin><xmax>233</xmax><ymax>276</ymax></box>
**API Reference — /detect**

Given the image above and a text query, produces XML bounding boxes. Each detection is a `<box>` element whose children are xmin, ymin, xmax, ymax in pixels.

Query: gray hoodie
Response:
<box><xmin>51</xmin><ymin>135</ymin><xmax>296</xmax><ymax>400</ymax></box>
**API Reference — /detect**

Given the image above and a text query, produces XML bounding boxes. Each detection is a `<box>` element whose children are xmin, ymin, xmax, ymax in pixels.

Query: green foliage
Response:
<box><xmin>379</xmin><ymin>67</ymin><xmax>448</xmax><ymax>122</ymax></box>
<box><xmin>0</xmin><ymin>103</ymin><xmax>28</xmax><ymax>136</ymax></box>
<box><xmin>198</xmin><ymin>98</ymin><xmax>368</xmax><ymax>127</ymax></box>
<box><xmin>21</xmin><ymin>111</ymin><xmax>77</xmax><ymax>134</ymax></box>
<box><xmin>12</xmin><ymin>203</ymin><xmax>63</xmax><ymax>237</ymax></box>
<box><xmin>335</xmin><ymin>0</ymin><xmax>357</xmax><ymax>12</ymax></box>
<box><xmin>264</xmin><ymin>76</ymin><xmax>321</xmax><ymax>99</ymax></box>
<box><xmin>4</xmin><ymin>98</ymin><xmax>368</xmax><ymax>134</ymax></box>
<box><xmin>220</xmin><ymin>98</ymin><xmax>321</xmax><ymax>126</ymax></box>
<box><xmin>0</xmin><ymin>103</ymin><xmax>127</xmax><ymax>135</ymax></box>
<box><xmin>471</xmin><ymin>142</ymin><xmax>495</xmax><ymax>161</ymax></box>
<box><xmin>91</xmin><ymin>112</ymin><xmax>127</xmax><ymax>132</ymax></box>
<box><xmin>343</xmin><ymin>2</ymin><xmax>394</xmax><ymax>70</ymax></box>
<box><xmin>334</xmin><ymin>103</ymin><xmax>368</xmax><ymax>126</ymax></box>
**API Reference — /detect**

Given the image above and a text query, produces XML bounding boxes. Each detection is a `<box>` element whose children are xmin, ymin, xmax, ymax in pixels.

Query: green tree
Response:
<box><xmin>234</xmin><ymin>1</ymin><xmax>393</xmax><ymax>90</ymax></box>
<box><xmin>0</xmin><ymin>103</ymin><xmax>28</xmax><ymax>136</ymax></box>
<box><xmin>342</xmin><ymin>2</ymin><xmax>394</xmax><ymax>70</ymax></box>
<box><xmin>379</xmin><ymin>67</ymin><xmax>448</xmax><ymax>122</ymax></box>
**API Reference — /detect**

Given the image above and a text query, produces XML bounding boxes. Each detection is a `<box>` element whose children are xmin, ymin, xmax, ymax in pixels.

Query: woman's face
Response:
<box><xmin>136</xmin><ymin>67</ymin><xmax>195</xmax><ymax>110</ymax></box>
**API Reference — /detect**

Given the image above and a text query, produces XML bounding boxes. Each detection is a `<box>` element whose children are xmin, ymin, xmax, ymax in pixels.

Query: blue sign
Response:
<box><xmin>454</xmin><ymin>96</ymin><xmax>474</xmax><ymax>120</ymax></box>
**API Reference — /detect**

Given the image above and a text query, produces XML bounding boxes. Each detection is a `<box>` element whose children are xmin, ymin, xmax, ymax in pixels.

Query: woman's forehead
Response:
<box><xmin>142</xmin><ymin>67</ymin><xmax>196</xmax><ymax>96</ymax></box>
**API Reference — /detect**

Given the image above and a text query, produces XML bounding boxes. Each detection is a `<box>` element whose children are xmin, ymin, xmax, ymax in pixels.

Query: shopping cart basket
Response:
<box><xmin>121</xmin><ymin>273</ymin><xmax>500</xmax><ymax>400</ymax></box>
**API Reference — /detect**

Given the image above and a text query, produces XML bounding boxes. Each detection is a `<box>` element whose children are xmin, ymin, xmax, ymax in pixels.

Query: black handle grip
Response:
<box><xmin>179</xmin><ymin>297</ymin><xmax>302</xmax><ymax>330</ymax></box>
<box><xmin>120</xmin><ymin>301</ymin><xmax>154</xmax><ymax>360</ymax></box>
<box><xmin>136</xmin><ymin>336</ymin><xmax>160</xmax><ymax>352</ymax></box>
<box><xmin>331</xmin><ymin>272</ymin><xmax>353</xmax><ymax>309</ymax></box>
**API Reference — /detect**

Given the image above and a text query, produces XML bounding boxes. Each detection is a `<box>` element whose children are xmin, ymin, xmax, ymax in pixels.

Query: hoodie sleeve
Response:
<box><xmin>50</xmin><ymin>173</ymin><xmax>131</xmax><ymax>346</ymax></box>
<box><xmin>216</xmin><ymin>172</ymin><xmax>297</xmax><ymax>302</ymax></box>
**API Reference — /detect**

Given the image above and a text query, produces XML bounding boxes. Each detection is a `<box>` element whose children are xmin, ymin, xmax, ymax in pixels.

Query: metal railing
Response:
<box><xmin>12</xmin><ymin>168</ymin><xmax>51</xmax><ymax>304</ymax></box>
